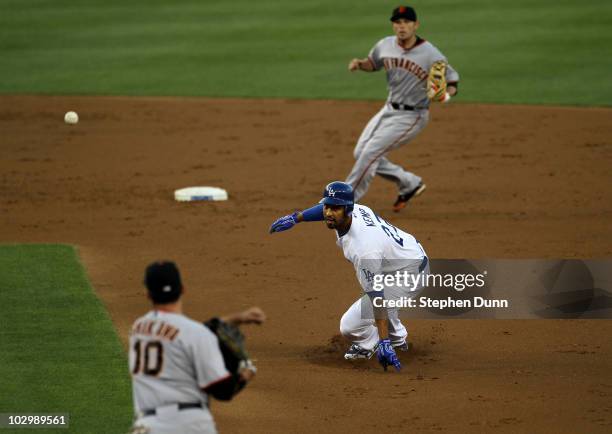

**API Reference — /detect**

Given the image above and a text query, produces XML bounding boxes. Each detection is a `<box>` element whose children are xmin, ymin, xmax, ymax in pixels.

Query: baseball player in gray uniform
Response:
<box><xmin>129</xmin><ymin>261</ymin><xmax>265</xmax><ymax>434</ymax></box>
<box><xmin>346</xmin><ymin>5</ymin><xmax>459</xmax><ymax>211</ymax></box>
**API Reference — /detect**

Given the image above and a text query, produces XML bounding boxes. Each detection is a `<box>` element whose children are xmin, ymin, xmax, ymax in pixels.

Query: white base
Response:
<box><xmin>174</xmin><ymin>186</ymin><xmax>228</xmax><ymax>202</ymax></box>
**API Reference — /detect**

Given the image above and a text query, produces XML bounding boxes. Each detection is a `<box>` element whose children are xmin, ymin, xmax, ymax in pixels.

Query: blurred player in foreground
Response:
<box><xmin>129</xmin><ymin>261</ymin><xmax>265</xmax><ymax>434</ymax></box>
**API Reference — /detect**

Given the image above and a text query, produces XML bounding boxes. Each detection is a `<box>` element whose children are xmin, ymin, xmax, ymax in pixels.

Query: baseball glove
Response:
<box><xmin>427</xmin><ymin>61</ymin><xmax>447</xmax><ymax>102</ymax></box>
<box><xmin>204</xmin><ymin>318</ymin><xmax>255</xmax><ymax>374</ymax></box>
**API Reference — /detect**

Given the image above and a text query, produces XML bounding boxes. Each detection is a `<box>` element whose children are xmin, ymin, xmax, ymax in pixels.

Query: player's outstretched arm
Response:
<box><xmin>269</xmin><ymin>204</ymin><xmax>324</xmax><ymax>233</ymax></box>
<box><xmin>221</xmin><ymin>307</ymin><xmax>266</xmax><ymax>326</ymax></box>
<box><xmin>348</xmin><ymin>58</ymin><xmax>375</xmax><ymax>72</ymax></box>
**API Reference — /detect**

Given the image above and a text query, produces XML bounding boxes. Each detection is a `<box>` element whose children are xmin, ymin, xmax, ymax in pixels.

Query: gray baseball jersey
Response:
<box><xmin>129</xmin><ymin>310</ymin><xmax>230</xmax><ymax>413</ymax></box>
<box><xmin>368</xmin><ymin>36</ymin><xmax>459</xmax><ymax>108</ymax></box>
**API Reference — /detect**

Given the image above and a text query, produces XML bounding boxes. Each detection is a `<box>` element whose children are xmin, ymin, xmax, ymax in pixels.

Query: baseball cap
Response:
<box><xmin>144</xmin><ymin>261</ymin><xmax>183</xmax><ymax>304</ymax></box>
<box><xmin>390</xmin><ymin>5</ymin><xmax>417</xmax><ymax>22</ymax></box>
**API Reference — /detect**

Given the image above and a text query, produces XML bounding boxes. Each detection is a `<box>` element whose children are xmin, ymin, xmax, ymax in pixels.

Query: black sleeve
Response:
<box><xmin>203</xmin><ymin>373</ymin><xmax>246</xmax><ymax>401</ymax></box>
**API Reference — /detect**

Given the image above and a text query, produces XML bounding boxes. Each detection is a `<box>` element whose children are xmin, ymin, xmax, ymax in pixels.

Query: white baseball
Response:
<box><xmin>64</xmin><ymin>111</ymin><xmax>79</xmax><ymax>124</ymax></box>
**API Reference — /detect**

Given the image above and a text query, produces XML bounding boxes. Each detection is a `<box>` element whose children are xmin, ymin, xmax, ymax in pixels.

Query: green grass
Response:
<box><xmin>0</xmin><ymin>0</ymin><xmax>611</xmax><ymax>105</ymax></box>
<box><xmin>0</xmin><ymin>244</ymin><xmax>132</xmax><ymax>434</ymax></box>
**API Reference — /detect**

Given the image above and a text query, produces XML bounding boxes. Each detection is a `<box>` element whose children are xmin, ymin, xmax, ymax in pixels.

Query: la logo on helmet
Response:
<box><xmin>327</xmin><ymin>187</ymin><xmax>337</xmax><ymax>197</ymax></box>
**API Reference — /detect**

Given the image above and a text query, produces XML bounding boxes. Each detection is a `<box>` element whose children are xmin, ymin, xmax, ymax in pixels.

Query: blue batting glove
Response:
<box><xmin>269</xmin><ymin>213</ymin><xmax>299</xmax><ymax>233</ymax></box>
<box><xmin>377</xmin><ymin>338</ymin><xmax>401</xmax><ymax>372</ymax></box>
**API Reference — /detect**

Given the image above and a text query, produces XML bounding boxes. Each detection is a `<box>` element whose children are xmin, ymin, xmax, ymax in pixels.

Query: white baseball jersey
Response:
<box><xmin>129</xmin><ymin>310</ymin><xmax>230</xmax><ymax>413</ymax></box>
<box><xmin>368</xmin><ymin>36</ymin><xmax>459</xmax><ymax>108</ymax></box>
<box><xmin>336</xmin><ymin>204</ymin><xmax>427</xmax><ymax>294</ymax></box>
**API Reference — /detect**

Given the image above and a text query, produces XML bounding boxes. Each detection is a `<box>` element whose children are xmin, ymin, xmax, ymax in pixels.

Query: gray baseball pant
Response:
<box><xmin>345</xmin><ymin>104</ymin><xmax>429</xmax><ymax>201</ymax></box>
<box><xmin>131</xmin><ymin>407</ymin><xmax>218</xmax><ymax>434</ymax></box>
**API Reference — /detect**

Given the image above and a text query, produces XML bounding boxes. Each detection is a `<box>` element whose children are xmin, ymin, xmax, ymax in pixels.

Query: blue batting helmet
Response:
<box><xmin>319</xmin><ymin>181</ymin><xmax>354</xmax><ymax>213</ymax></box>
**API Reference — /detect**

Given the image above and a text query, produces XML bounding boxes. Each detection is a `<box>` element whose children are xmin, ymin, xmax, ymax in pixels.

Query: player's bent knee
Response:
<box><xmin>339</xmin><ymin>313</ymin><xmax>355</xmax><ymax>338</ymax></box>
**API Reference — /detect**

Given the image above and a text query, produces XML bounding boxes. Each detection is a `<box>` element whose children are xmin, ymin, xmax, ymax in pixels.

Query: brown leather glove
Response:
<box><xmin>427</xmin><ymin>61</ymin><xmax>447</xmax><ymax>102</ymax></box>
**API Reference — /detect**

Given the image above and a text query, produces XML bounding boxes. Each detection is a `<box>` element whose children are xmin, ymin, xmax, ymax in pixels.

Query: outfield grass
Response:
<box><xmin>0</xmin><ymin>0</ymin><xmax>611</xmax><ymax>106</ymax></box>
<box><xmin>0</xmin><ymin>245</ymin><xmax>132</xmax><ymax>434</ymax></box>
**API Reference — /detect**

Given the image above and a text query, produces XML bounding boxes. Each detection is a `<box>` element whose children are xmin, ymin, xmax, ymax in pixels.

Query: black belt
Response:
<box><xmin>142</xmin><ymin>402</ymin><xmax>204</xmax><ymax>416</ymax></box>
<box><xmin>390</xmin><ymin>102</ymin><xmax>428</xmax><ymax>111</ymax></box>
<box><xmin>390</xmin><ymin>102</ymin><xmax>416</xmax><ymax>111</ymax></box>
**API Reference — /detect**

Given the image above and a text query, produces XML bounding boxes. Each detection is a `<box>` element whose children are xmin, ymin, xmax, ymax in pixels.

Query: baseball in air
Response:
<box><xmin>64</xmin><ymin>111</ymin><xmax>79</xmax><ymax>124</ymax></box>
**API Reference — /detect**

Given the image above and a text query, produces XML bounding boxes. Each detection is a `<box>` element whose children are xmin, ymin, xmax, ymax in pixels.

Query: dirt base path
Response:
<box><xmin>1</xmin><ymin>96</ymin><xmax>611</xmax><ymax>433</ymax></box>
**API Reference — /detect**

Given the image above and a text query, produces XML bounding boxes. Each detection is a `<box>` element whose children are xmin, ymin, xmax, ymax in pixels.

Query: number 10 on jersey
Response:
<box><xmin>132</xmin><ymin>340</ymin><xmax>163</xmax><ymax>376</ymax></box>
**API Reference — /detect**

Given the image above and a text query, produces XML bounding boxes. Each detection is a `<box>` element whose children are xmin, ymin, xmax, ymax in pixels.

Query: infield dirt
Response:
<box><xmin>1</xmin><ymin>95</ymin><xmax>611</xmax><ymax>433</ymax></box>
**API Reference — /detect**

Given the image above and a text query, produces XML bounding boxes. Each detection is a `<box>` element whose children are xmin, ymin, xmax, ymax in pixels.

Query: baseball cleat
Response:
<box><xmin>392</xmin><ymin>340</ymin><xmax>412</xmax><ymax>352</ymax></box>
<box><xmin>344</xmin><ymin>343</ymin><xmax>378</xmax><ymax>360</ymax></box>
<box><xmin>393</xmin><ymin>183</ymin><xmax>426</xmax><ymax>212</ymax></box>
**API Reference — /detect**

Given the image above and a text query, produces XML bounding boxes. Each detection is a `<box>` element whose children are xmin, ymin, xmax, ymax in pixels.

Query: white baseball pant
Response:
<box><xmin>340</xmin><ymin>295</ymin><xmax>408</xmax><ymax>350</ymax></box>
<box><xmin>339</xmin><ymin>260</ymin><xmax>430</xmax><ymax>350</ymax></box>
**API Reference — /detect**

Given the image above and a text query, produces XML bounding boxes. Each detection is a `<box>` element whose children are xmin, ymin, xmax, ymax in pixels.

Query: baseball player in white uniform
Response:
<box><xmin>346</xmin><ymin>5</ymin><xmax>459</xmax><ymax>211</ymax></box>
<box><xmin>129</xmin><ymin>261</ymin><xmax>265</xmax><ymax>434</ymax></box>
<box><xmin>269</xmin><ymin>181</ymin><xmax>429</xmax><ymax>371</ymax></box>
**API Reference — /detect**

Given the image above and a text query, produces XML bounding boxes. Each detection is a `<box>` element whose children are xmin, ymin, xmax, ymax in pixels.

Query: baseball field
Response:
<box><xmin>1</xmin><ymin>1</ymin><xmax>611</xmax><ymax>433</ymax></box>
